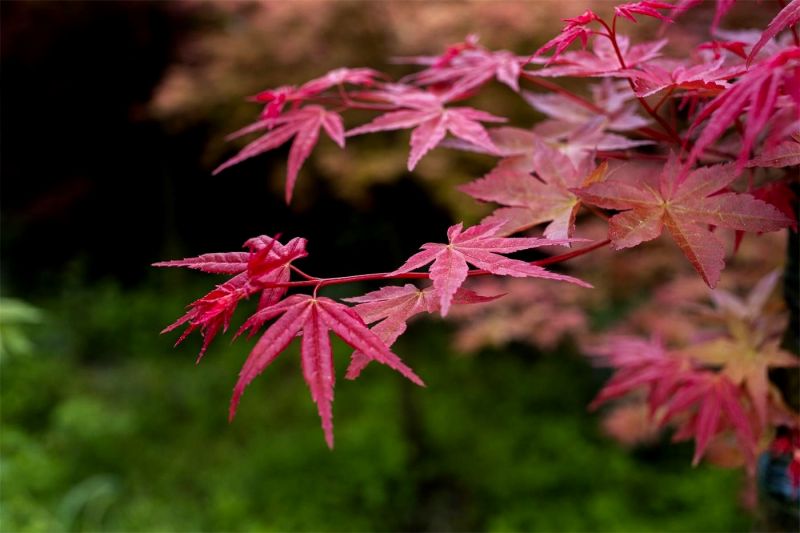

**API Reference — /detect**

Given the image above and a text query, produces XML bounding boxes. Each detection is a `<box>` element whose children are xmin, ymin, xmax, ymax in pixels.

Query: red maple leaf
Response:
<box><xmin>405</xmin><ymin>46</ymin><xmax>526</xmax><ymax>97</ymax></box>
<box><xmin>587</xmin><ymin>335</ymin><xmax>692</xmax><ymax>413</ymax></box>
<box><xmin>748</xmin><ymin>0</ymin><xmax>800</xmax><ymax>65</ymax></box>
<box><xmin>587</xmin><ymin>335</ymin><xmax>758</xmax><ymax>468</ymax></box>
<box><xmin>388</xmin><ymin>222</ymin><xmax>590</xmax><ymax>316</ymax></box>
<box><xmin>663</xmin><ymin>372</ymin><xmax>756</xmax><ymax>467</ymax></box>
<box><xmin>343</xmin><ymin>284</ymin><xmax>500</xmax><ymax>378</ymax></box>
<box><xmin>230</xmin><ymin>294</ymin><xmax>424</xmax><ymax>448</ymax></box>
<box><xmin>523</xmin><ymin>79</ymin><xmax>650</xmax><ymax>132</ymax></box>
<box><xmin>530</xmin><ymin>35</ymin><xmax>667</xmax><ymax>78</ymax></box>
<box><xmin>214</xmin><ymin>105</ymin><xmax>346</xmax><ymax>203</ymax></box>
<box><xmin>346</xmin><ymin>99</ymin><xmax>506</xmax><ymax>170</ymax></box>
<box><xmin>155</xmin><ymin>236</ymin><xmax>307</xmax><ymax>361</ymax></box>
<box><xmin>252</xmin><ymin>67</ymin><xmax>379</xmax><ymax>121</ymax></box>
<box><xmin>625</xmin><ymin>56</ymin><xmax>741</xmax><ymax>98</ymax></box>
<box><xmin>531</xmin><ymin>10</ymin><xmax>599</xmax><ymax>65</ymax></box>
<box><xmin>460</xmin><ymin>139</ymin><xmax>607</xmax><ymax>238</ymax></box>
<box><xmin>614</xmin><ymin>1</ymin><xmax>673</xmax><ymax>23</ymax></box>
<box><xmin>575</xmin><ymin>154</ymin><xmax>792</xmax><ymax>286</ymax></box>
<box><xmin>747</xmin><ymin>135</ymin><xmax>800</xmax><ymax>169</ymax></box>
<box><xmin>688</xmin><ymin>48</ymin><xmax>800</xmax><ymax>169</ymax></box>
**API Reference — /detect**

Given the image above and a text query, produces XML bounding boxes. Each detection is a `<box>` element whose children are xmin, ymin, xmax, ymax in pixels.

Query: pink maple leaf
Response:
<box><xmin>405</xmin><ymin>46</ymin><xmax>527</xmax><ymax>97</ymax></box>
<box><xmin>388</xmin><ymin>222</ymin><xmax>590</xmax><ymax>316</ymax></box>
<box><xmin>524</xmin><ymin>79</ymin><xmax>650</xmax><ymax>131</ymax></box>
<box><xmin>534</xmin><ymin>117</ymin><xmax>653</xmax><ymax>164</ymax></box>
<box><xmin>749</xmin><ymin>0</ymin><xmax>800</xmax><ymax>65</ymax></box>
<box><xmin>154</xmin><ymin>236</ymin><xmax>308</xmax><ymax>360</ymax></box>
<box><xmin>663</xmin><ymin>372</ymin><xmax>756</xmax><ymax>467</ymax></box>
<box><xmin>214</xmin><ymin>105</ymin><xmax>345</xmax><ymax>203</ymax></box>
<box><xmin>252</xmin><ymin>67</ymin><xmax>379</xmax><ymax>121</ymax></box>
<box><xmin>230</xmin><ymin>294</ymin><xmax>424</xmax><ymax>448</ymax></box>
<box><xmin>625</xmin><ymin>56</ymin><xmax>742</xmax><ymax>98</ymax></box>
<box><xmin>697</xmin><ymin>40</ymin><xmax>748</xmax><ymax>61</ymax></box>
<box><xmin>688</xmin><ymin>48</ymin><xmax>800</xmax><ymax>169</ymax></box>
<box><xmin>747</xmin><ymin>133</ymin><xmax>800</xmax><ymax>168</ymax></box>
<box><xmin>343</xmin><ymin>284</ymin><xmax>500</xmax><ymax>379</ymax></box>
<box><xmin>346</xmin><ymin>100</ymin><xmax>506</xmax><ymax>170</ymax></box>
<box><xmin>532</xmin><ymin>10</ymin><xmax>600</xmax><ymax>65</ymax></box>
<box><xmin>443</xmin><ymin>119</ymin><xmax>651</xmax><ymax>167</ymax></box>
<box><xmin>586</xmin><ymin>335</ymin><xmax>693</xmax><ymax>414</ymax></box>
<box><xmin>530</xmin><ymin>35</ymin><xmax>667</xmax><ymax>78</ymax></box>
<box><xmin>460</xmin><ymin>139</ymin><xmax>605</xmax><ymax>238</ymax></box>
<box><xmin>575</xmin><ymin>154</ymin><xmax>792</xmax><ymax>287</ymax></box>
<box><xmin>614</xmin><ymin>1</ymin><xmax>674</xmax><ymax>23</ymax></box>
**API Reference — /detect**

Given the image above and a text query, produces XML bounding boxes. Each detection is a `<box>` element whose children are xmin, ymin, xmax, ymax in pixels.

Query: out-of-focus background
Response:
<box><xmin>1</xmin><ymin>1</ymin><xmax>774</xmax><ymax>531</ymax></box>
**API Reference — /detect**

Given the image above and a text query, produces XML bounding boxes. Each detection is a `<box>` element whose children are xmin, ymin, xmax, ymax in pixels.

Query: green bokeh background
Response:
<box><xmin>1</xmin><ymin>280</ymin><xmax>749</xmax><ymax>531</ymax></box>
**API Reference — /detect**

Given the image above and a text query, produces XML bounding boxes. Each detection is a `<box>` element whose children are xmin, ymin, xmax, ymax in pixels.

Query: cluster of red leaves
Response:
<box><xmin>158</xmin><ymin>0</ymin><xmax>800</xmax><ymax>471</ymax></box>
<box><xmin>588</xmin><ymin>269</ymin><xmax>799</xmax><ymax>473</ymax></box>
<box><xmin>156</xmin><ymin>226</ymin><xmax>582</xmax><ymax>447</ymax></box>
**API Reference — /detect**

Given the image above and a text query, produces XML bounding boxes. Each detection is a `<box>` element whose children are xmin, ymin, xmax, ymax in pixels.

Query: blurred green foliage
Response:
<box><xmin>1</xmin><ymin>280</ymin><xmax>751</xmax><ymax>532</ymax></box>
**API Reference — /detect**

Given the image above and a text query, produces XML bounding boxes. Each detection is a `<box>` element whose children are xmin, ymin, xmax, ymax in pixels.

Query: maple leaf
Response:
<box><xmin>682</xmin><ymin>338</ymin><xmax>798</xmax><ymax>431</ymax></box>
<box><xmin>697</xmin><ymin>40</ymin><xmax>748</xmax><ymax>61</ymax></box>
<box><xmin>575</xmin><ymin>154</ymin><xmax>792</xmax><ymax>287</ymax></box>
<box><xmin>523</xmin><ymin>79</ymin><xmax>650</xmax><ymax>132</ymax></box>
<box><xmin>444</xmin><ymin>119</ymin><xmax>650</xmax><ymax>168</ymax></box>
<box><xmin>747</xmin><ymin>134</ymin><xmax>800</xmax><ymax>168</ymax></box>
<box><xmin>587</xmin><ymin>335</ymin><xmax>692</xmax><ymax>413</ymax></box>
<box><xmin>533</xmin><ymin>117</ymin><xmax>653</xmax><ymax>164</ymax></box>
<box><xmin>662</xmin><ymin>372</ymin><xmax>756</xmax><ymax>467</ymax></box>
<box><xmin>343</xmin><ymin>284</ymin><xmax>500</xmax><ymax>379</ymax></box>
<box><xmin>680</xmin><ymin>269</ymin><xmax>800</xmax><ymax>428</ymax></box>
<box><xmin>614</xmin><ymin>1</ymin><xmax>673</xmax><ymax>23</ymax></box>
<box><xmin>587</xmin><ymin>335</ymin><xmax>757</xmax><ymax>467</ymax></box>
<box><xmin>748</xmin><ymin>0</ymin><xmax>800</xmax><ymax>65</ymax></box>
<box><xmin>404</xmin><ymin>45</ymin><xmax>526</xmax><ymax>97</ymax></box>
<box><xmin>346</xmin><ymin>100</ymin><xmax>506</xmax><ymax>170</ymax></box>
<box><xmin>214</xmin><ymin>105</ymin><xmax>346</xmax><ymax>203</ymax></box>
<box><xmin>532</xmin><ymin>10</ymin><xmax>599</xmax><ymax>65</ymax></box>
<box><xmin>530</xmin><ymin>35</ymin><xmax>667</xmax><ymax>78</ymax></box>
<box><xmin>624</xmin><ymin>56</ymin><xmax>741</xmax><ymax>98</ymax></box>
<box><xmin>460</xmin><ymin>139</ymin><xmax>607</xmax><ymax>238</ymax></box>
<box><xmin>688</xmin><ymin>48</ymin><xmax>800</xmax><ymax>169</ymax></box>
<box><xmin>230</xmin><ymin>294</ymin><xmax>424</xmax><ymax>448</ymax></box>
<box><xmin>155</xmin><ymin>236</ymin><xmax>308</xmax><ymax>361</ymax></box>
<box><xmin>388</xmin><ymin>222</ymin><xmax>590</xmax><ymax>316</ymax></box>
<box><xmin>252</xmin><ymin>67</ymin><xmax>379</xmax><ymax>121</ymax></box>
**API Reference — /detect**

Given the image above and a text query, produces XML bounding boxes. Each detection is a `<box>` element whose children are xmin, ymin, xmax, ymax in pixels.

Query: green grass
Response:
<box><xmin>1</xmin><ymin>280</ymin><xmax>750</xmax><ymax>531</ymax></box>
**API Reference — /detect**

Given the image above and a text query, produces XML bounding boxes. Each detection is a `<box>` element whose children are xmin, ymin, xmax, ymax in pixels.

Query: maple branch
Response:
<box><xmin>597</xmin><ymin>18</ymin><xmax>684</xmax><ymax>147</ymax></box>
<box><xmin>289</xmin><ymin>265</ymin><xmax>320</xmax><ymax>281</ymax></box>
<box><xmin>259</xmin><ymin>239</ymin><xmax>612</xmax><ymax>291</ymax></box>
<box><xmin>520</xmin><ymin>73</ymin><xmax>604</xmax><ymax>113</ymax></box>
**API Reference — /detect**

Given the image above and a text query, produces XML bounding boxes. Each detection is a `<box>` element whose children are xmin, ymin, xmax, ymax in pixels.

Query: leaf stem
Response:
<box><xmin>596</xmin><ymin>19</ymin><xmax>684</xmax><ymax>147</ymax></box>
<box><xmin>260</xmin><ymin>239</ymin><xmax>611</xmax><ymax>291</ymax></box>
